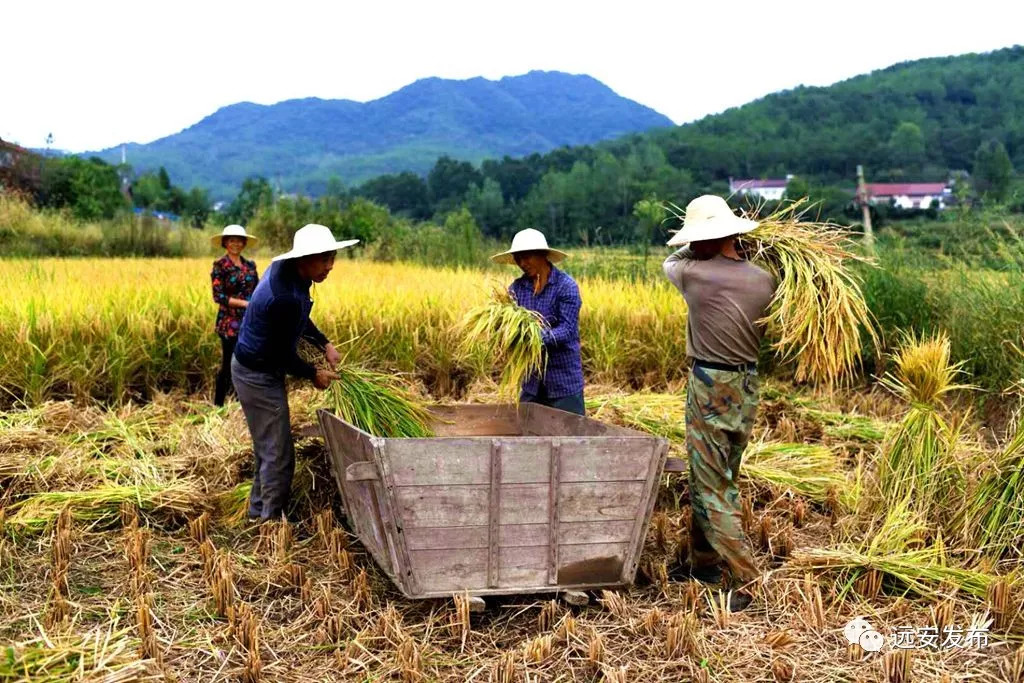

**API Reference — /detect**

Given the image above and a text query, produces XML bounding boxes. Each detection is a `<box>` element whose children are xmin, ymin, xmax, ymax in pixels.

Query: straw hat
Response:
<box><xmin>491</xmin><ymin>228</ymin><xmax>568</xmax><ymax>265</ymax></box>
<box><xmin>211</xmin><ymin>224</ymin><xmax>258</xmax><ymax>247</ymax></box>
<box><xmin>666</xmin><ymin>195</ymin><xmax>758</xmax><ymax>247</ymax></box>
<box><xmin>271</xmin><ymin>224</ymin><xmax>359</xmax><ymax>262</ymax></box>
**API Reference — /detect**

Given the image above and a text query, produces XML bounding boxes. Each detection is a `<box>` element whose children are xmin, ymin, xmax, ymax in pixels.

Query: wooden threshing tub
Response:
<box><xmin>317</xmin><ymin>403</ymin><xmax>670</xmax><ymax>599</ymax></box>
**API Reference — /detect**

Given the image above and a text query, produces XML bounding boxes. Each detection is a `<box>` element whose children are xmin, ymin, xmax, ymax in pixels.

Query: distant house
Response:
<box><xmin>729</xmin><ymin>175</ymin><xmax>793</xmax><ymax>201</ymax></box>
<box><xmin>862</xmin><ymin>183</ymin><xmax>950</xmax><ymax>210</ymax></box>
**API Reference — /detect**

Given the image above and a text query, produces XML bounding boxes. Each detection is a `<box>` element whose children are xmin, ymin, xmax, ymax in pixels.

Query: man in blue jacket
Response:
<box><xmin>492</xmin><ymin>228</ymin><xmax>585</xmax><ymax>415</ymax></box>
<box><xmin>232</xmin><ymin>223</ymin><xmax>359</xmax><ymax>522</ymax></box>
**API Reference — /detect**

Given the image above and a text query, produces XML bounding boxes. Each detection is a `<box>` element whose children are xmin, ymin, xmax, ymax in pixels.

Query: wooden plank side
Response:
<box><xmin>404</xmin><ymin>520</ymin><xmax>636</xmax><ymax>551</ymax></box>
<box><xmin>621</xmin><ymin>439</ymin><xmax>669</xmax><ymax>583</ymax></box>
<box><xmin>317</xmin><ymin>410</ymin><xmax>392</xmax><ymax>575</ymax></box>
<box><xmin>374</xmin><ymin>439</ymin><xmax>419</xmax><ymax>596</ymax></box>
<box><xmin>394</xmin><ymin>481</ymin><xmax>644</xmax><ymax>528</ymax></box>
<box><xmin>426</xmin><ymin>404</ymin><xmax>523</xmax><ymax>437</ymax></box>
<box><xmin>524</xmin><ymin>403</ymin><xmax>639</xmax><ymax>437</ymax></box>
<box><xmin>385</xmin><ymin>437</ymin><xmax>654</xmax><ymax>487</ymax></box>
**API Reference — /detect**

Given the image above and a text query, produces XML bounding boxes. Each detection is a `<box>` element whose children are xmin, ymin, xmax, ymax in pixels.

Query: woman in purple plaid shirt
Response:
<box><xmin>491</xmin><ymin>229</ymin><xmax>585</xmax><ymax>415</ymax></box>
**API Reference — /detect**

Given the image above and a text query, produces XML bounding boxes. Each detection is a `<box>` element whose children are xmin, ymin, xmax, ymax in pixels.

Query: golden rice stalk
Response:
<box><xmin>273</xmin><ymin>520</ymin><xmax>293</xmax><ymax>564</ymax></box>
<box><xmin>554</xmin><ymin>614</ymin><xmax>577</xmax><ymax>643</ymax></box>
<box><xmin>1002</xmin><ymin>646</ymin><xmax>1024</xmax><ymax>683</ymax></box>
<box><xmin>379</xmin><ymin>603</ymin><xmax>407</xmax><ymax>645</ymax></box>
<box><xmin>457</xmin><ymin>286</ymin><xmax>546</xmax><ymax>402</ymax></box>
<box><xmin>741</xmin><ymin>496</ymin><xmax>754</xmax><ymax>536</ymax></box>
<box><xmin>771</xmin><ymin>658</ymin><xmax>795</xmax><ymax>682</ymax></box>
<box><xmin>825</xmin><ymin>487</ymin><xmax>839</xmax><ymax>528</ymax></box>
<box><xmin>682</xmin><ymin>581</ymin><xmax>701</xmax><ymax>615</ymax></box>
<box><xmin>964</xmin><ymin>418</ymin><xmax>1024</xmax><ymax>557</ymax></box>
<box><xmin>213</xmin><ymin>552</ymin><xmax>235</xmax><ymax>618</ymax></box>
<box><xmin>523</xmin><ymin>634</ymin><xmax>553</xmax><ymax>663</ymax></box>
<box><xmin>883</xmin><ymin>649</ymin><xmax>912</xmax><ymax>683</ymax></box>
<box><xmin>242</xmin><ymin>642</ymin><xmax>262</xmax><ymax>683</ymax></box>
<box><xmin>494</xmin><ymin>650</ymin><xmax>517</xmax><ymax>683</ymax></box>
<box><xmin>763</xmin><ymin>630</ymin><xmax>797</xmax><ymax>651</ymax></box>
<box><xmin>188</xmin><ymin>511</ymin><xmax>210</xmax><ymax>545</ymax></box>
<box><xmin>396</xmin><ymin>636</ymin><xmax>423</xmax><ymax>683</ymax></box>
<box><xmin>600</xmin><ymin>590</ymin><xmax>630</xmax><ymax>619</ymax></box>
<box><xmin>137</xmin><ymin>592</ymin><xmax>161</xmax><ymax>665</ymax></box>
<box><xmin>775</xmin><ymin>522</ymin><xmax>794</xmax><ymax>560</ymax></box>
<box><xmin>120</xmin><ymin>501</ymin><xmax>138</xmax><ymax>530</ymax></box>
<box><xmin>602</xmin><ymin>666</ymin><xmax>629</xmax><ymax>683</ymax></box>
<box><xmin>801</xmin><ymin>574</ymin><xmax>826</xmax><ymax>632</ymax></box>
<box><xmin>450</xmin><ymin>592</ymin><xmax>471</xmax><ymax>650</ymax></box>
<box><xmin>315</xmin><ymin>508</ymin><xmax>335</xmax><ymax>549</ymax></box>
<box><xmin>792</xmin><ymin>499</ymin><xmax>806</xmax><ymax>528</ymax></box>
<box><xmin>312</xmin><ymin>586</ymin><xmax>332</xmax><ymax>621</ymax></box>
<box><xmin>352</xmin><ymin>568</ymin><xmax>371</xmax><ymax>611</ymax></box>
<box><xmin>199</xmin><ymin>538</ymin><xmax>217</xmax><ymax>583</ymax></box>
<box><xmin>758</xmin><ymin>515</ymin><xmax>773</xmax><ymax>553</ymax></box>
<box><xmin>711</xmin><ymin>590</ymin><xmax>731</xmax><ymax>628</ymax></box>
<box><xmin>668</xmin><ymin>198</ymin><xmax>877</xmax><ymax>386</ymax></box>
<box><xmin>988</xmin><ymin>578</ymin><xmax>1011</xmax><ymax>631</ymax></box>
<box><xmin>665</xmin><ymin>612</ymin><xmax>700</xmax><ymax>657</ymax></box>
<box><xmin>586</xmin><ymin>630</ymin><xmax>604</xmax><ymax>671</ymax></box>
<box><xmin>931</xmin><ymin>598</ymin><xmax>955</xmax><ymax>638</ymax></box>
<box><xmin>538</xmin><ymin>599</ymin><xmax>558</xmax><ymax>632</ymax></box>
<box><xmin>855</xmin><ymin>569</ymin><xmax>883</xmax><ymax>601</ymax></box>
<box><xmin>652</xmin><ymin>511</ymin><xmax>671</xmax><ymax>552</ymax></box>
<box><xmin>640</xmin><ymin>607</ymin><xmax>664</xmax><ymax>637</ymax></box>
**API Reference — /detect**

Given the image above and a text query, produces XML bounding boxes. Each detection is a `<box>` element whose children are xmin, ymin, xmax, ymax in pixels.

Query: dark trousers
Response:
<box><xmin>214</xmin><ymin>335</ymin><xmax>237</xmax><ymax>407</ymax></box>
<box><xmin>231</xmin><ymin>357</ymin><xmax>294</xmax><ymax>521</ymax></box>
<box><xmin>522</xmin><ymin>384</ymin><xmax>585</xmax><ymax>416</ymax></box>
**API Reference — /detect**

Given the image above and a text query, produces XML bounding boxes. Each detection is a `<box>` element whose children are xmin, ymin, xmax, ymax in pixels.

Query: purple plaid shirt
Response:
<box><xmin>509</xmin><ymin>266</ymin><xmax>584</xmax><ymax>399</ymax></box>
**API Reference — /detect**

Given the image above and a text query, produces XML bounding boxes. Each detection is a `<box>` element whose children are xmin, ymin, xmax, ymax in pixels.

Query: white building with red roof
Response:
<box><xmin>861</xmin><ymin>182</ymin><xmax>950</xmax><ymax>210</ymax></box>
<box><xmin>729</xmin><ymin>175</ymin><xmax>793</xmax><ymax>201</ymax></box>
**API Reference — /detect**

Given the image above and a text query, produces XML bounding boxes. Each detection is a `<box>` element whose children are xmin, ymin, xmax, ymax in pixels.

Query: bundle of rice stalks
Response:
<box><xmin>742</xmin><ymin>441</ymin><xmax>849</xmax><ymax>505</ymax></box>
<box><xmin>790</xmin><ymin>498</ymin><xmax>997</xmax><ymax>599</ymax></box>
<box><xmin>297</xmin><ymin>339</ymin><xmax>433</xmax><ymax>438</ymax></box>
<box><xmin>456</xmin><ymin>286</ymin><xmax>546</xmax><ymax>402</ymax></box>
<box><xmin>961</xmin><ymin>417</ymin><xmax>1024</xmax><ymax>558</ymax></box>
<box><xmin>0</xmin><ymin>626</ymin><xmax>153</xmax><ymax>681</ymax></box>
<box><xmin>6</xmin><ymin>480</ymin><xmax>207</xmax><ymax>532</ymax></box>
<box><xmin>667</xmin><ymin>198</ymin><xmax>878</xmax><ymax>386</ymax></box>
<box><xmin>585</xmin><ymin>392</ymin><xmax>687</xmax><ymax>441</ymax></box>
<box><xmin>877</xmin><ymin>333</ymin><xmax>971</xmax><ymax>519</ymax></box>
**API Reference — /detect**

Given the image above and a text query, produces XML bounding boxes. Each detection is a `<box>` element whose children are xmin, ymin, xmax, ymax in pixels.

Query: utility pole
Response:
<box><xmin>856</xmin><ymin>164</ymin><xmax>874</xmax><ymax>250</ymax></box>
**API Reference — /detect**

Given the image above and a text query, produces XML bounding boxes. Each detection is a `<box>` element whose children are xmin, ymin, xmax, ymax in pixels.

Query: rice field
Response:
<box><xmin>2</xmin><ymin>257</ymin><xmax>1024</xmax><ymax>681</ymax></box>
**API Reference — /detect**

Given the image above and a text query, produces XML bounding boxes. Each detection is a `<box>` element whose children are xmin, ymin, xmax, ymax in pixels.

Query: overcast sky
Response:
<box><xmin>5</xmin><ymin>0</ymin><xmax>1020</xmax><ymax>152</ymax></box>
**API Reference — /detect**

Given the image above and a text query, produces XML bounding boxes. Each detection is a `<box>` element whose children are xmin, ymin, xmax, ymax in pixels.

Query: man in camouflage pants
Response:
<box><xmin>663</xmin><ymin>195</ymin><xmax>776</xmax><ymax>611</ymax></box>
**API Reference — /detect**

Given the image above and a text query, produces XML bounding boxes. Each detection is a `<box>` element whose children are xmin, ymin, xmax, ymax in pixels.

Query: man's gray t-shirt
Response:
<box><xmin>663</xmin><ymin>247</ymin><xmax>776</xmax><ymax>365</ymax></box>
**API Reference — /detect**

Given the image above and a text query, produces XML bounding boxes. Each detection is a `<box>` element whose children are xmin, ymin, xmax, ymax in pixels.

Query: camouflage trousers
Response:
<box><xmin>686</xmin><ymin>363</ymin><xmax>761</xmax><ymax>583</ymax></box>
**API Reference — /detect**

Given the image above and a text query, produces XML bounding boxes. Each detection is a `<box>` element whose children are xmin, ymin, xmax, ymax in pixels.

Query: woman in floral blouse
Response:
<box><xmin>211</xmin><ymin>225</ymin><xmax>260</xmax><ymax>406</ymax></box>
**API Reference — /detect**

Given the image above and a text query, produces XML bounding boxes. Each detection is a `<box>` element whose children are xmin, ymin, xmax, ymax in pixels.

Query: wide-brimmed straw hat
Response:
<box><xmin>666</xmin><ymin>195</ymin><xmax>758</xmax><ymax>247</ymax></box>
<box><xmin>211</xmin><ymin>224</ymin><xmax>258</xmax><ymax>248</ymax></box>
<box><xmin>490</xmin><ymin>228</ymin><xmax>568</xmax><ymax>265</ymax></box>
<box><xmin>271</xmin><ymin>224</ymin><xmax>359</xmax><ymax>262</ymax></box>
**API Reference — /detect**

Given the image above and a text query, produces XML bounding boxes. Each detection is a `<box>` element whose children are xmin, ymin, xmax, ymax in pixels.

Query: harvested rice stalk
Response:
<box><xmin>457</xmin><ymin>286</ymin><xmax>546</xmax><ymax>402</ymax></box>
<box><xmin>600</xmin><ymin>589</ymin><xmax>629</xmax><ymax>619</ymax></box>
<box><xmin>351</xmin><ymin>568</ymin><xmax>371</xmax><ymax>610</ymax></box>
<box><xmin>493</xmin><ymin>650</ymin><xmax>516</xmax><ymax>683</ymax></box>
<box><xmin>667</xmin><ymin>198</ymin><xmax>878</xmax><ymax>386</ymax></box>
<box><xmin>640</xmin><ymin>607</ymin><xmax>664</xmax><ymax>637</ymax></box>
<box><xmin>450</xmin><ymin>592</ymin><xmax>471</xmax><ymax>650</ymax></box>
<box><xmin>791</xmin><ymin>499</ymin><xmax>997</xmax><ymax>599</ymax></box>
<box><xmin>396</xmin><ymin>636</ymin><xmax>423</xmax><ymax>683</ymax></box>
<box><xmin>538</xmin><ymin>599</ymin><xmax>558</xmax><ymax>632</ymax></box>
<box><xmin>883</xmin><ymin>649</ymin><xmax>912</xmax><ymax>683</ymax></box>
<box><xmin>298</xmin><ymin>339</ymin><xmax>433</xmax><ymax>438</ymax></box>
<box><xmin>188</xmin><ymin>511</ymin><xmax>210</xmax><ymax>544</ymax></box>
<box><xmin>523</xmin><ymin>634</ymin><xmax>553</xmax><ymax>663</ymax></box>
<box><xmin>586</xmin><ymin>630</ymin><xmax>604</xmax><ymax>671</ymax></box>
<box><xmin>585</xmin><ymin>392</ymin><xmax>687</xmax><ymax>441</ymax></box>
<box><xmin>315</xmin><ymin>508</ymin><xmax>335</xmax><ymax>549</ymax></box>
<box><xmin>0</xmin><ymin>626</ymin><xmax>152</xmax><ymax>680</ymax></box>
<box><xmin>964</xmin><ymin>417</ymin><xmax>1024</xmax><ymax>557</ymax></box>
<box><xmin>7</xmin><ymin>480</ymin><xmax>207</xmax><ymax>533</ymax></box>
<box><xmin>554</xmin><ymin>614</ymin><xmax>577</xmax><ymax>643</ymax></box>
<box><xmin>743</xmin><ymin>441</ymin><xmax>849</xmax><ymax>506</ymax></box>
